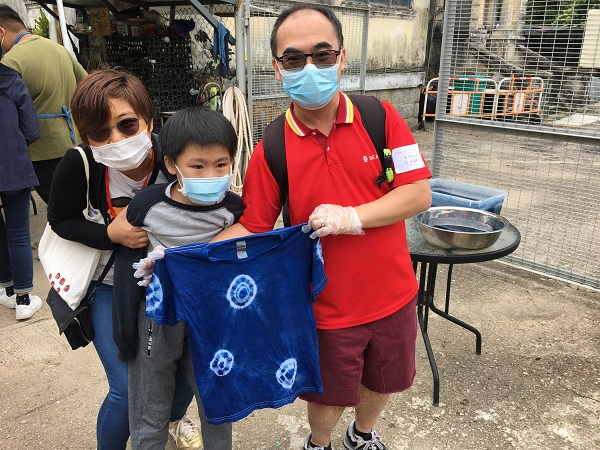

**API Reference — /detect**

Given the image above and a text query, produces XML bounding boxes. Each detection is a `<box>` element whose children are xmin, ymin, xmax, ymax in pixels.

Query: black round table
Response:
<box><xmin>406</xmin><ymin>216</ymin><xmax>521</xmax><ymax>405</ymax></box>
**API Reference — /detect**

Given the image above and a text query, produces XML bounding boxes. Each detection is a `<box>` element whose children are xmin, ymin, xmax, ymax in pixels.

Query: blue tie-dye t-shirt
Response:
<box><xmin>146</xmin><ymin>224</ymin><xmax>326</xmax><ymax>424</ymax></box>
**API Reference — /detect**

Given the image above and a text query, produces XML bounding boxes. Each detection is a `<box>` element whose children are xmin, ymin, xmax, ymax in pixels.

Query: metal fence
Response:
<box><xmin>156</xmin><ymin>1</ymin><xmax>368</xmax><ymax>142</ymax></box>
<box><xmin>162</xmin><ymin>4</ymin><xmax>237</xmax><ymax>110</ymax></box>
<box><xmin>431</xmin><ymin>0</ymin><xmax>600</xmax><ymax>289</ymax></box>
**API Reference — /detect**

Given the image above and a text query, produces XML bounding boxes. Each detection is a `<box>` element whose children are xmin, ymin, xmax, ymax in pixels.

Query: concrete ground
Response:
<box><xmin>1</xmin><ymin>129</ymin><xmax>599</xmax><ymax>449</ymax></box>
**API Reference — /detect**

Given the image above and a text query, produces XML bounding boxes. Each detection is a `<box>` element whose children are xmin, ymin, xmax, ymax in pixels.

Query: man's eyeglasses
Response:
<box><xmin>88</xmin><ymin>117</ymin><xmax>141</xmax><ymax>142</ymax></box>
<box><xmin>275</xmin><ymin>49</ymin><xmax>341</xmax><ymax>71</ymax></box>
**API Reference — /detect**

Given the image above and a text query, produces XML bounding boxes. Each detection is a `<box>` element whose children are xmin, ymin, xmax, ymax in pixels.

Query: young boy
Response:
<box><xmin>126</xmin><ymin>106</ymin><xmax>243</xmax><ymax>450</ymax></box>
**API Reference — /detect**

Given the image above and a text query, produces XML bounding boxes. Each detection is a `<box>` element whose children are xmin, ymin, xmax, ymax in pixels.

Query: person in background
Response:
<box><xmin>0</xmin><ymin>63</ymin><xmax>41</xmax><ymax>320</ymax></box>
<box><xmin>0</xmin><ymin>4</ymin><xmax>87</xmax><ymax>204</ymax></box>
<box><xmin>214</xmin><ymin>4</ymin><xmax>432</xmax><ymax>450</ymax></box>
<box><xmin>47</xmin><ymin>69</ymin><xmax>202</xmax><ymax>450</ymax></box>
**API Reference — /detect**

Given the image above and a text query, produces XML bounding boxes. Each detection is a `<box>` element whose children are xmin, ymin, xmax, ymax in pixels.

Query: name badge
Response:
<box><xmin>391</xmin><ymin>144</ymin><xmax>426</xmax><ymax>174</ymax></box>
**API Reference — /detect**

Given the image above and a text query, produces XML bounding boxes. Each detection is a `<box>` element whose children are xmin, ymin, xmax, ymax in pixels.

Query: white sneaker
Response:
<box><xmin>15</xmin><ymin>295</ymin><xmax>42</xmax><ymax>320</ymax></box>
<box><xmin>169</xmin><ymin>415</ymin><xmax>203</xmax><ymax>449</ymax></box>
<box><xmin>0</xmin><ymin>288</ymin><xmax>16</xmax><ymax>309</ymax></box>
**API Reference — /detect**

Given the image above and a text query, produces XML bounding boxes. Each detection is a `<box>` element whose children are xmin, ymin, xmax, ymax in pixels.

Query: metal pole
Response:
<box><xmin>55</xmin><ymin>0</ymin><xmax>74</xmax><ymax>56</ymax></box>
<box><xmin>431</xmin><ymin>0</ymin><xmax>454</xmax><ymax>175</ymax></box>
<box><xmin>235</xmin><ymin>0</ymin><xmax>246</xmax><ymax>95</ymax></box>
<box><xmin>360</xmin><ymin>7</ymin><xmax>368</xmax><ymax>93</ymax></box>
<box><xmin>245</xmin><ymin>0</ymin><xmax>253</xmax><ymax>140</ymax></box>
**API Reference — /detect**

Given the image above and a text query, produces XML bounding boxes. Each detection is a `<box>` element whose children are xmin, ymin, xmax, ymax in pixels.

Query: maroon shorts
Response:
<box><xmin>301</xmin><ymin>296</ymin><xmax>417</xmax><ymax>407</ymax></box>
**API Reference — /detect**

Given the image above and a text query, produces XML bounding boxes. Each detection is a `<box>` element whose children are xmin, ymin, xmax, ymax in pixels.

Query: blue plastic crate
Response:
<box><xmin>429</xmin><ymin>178</ymin><xmax>507</xmax><ymax>214</ymax></box>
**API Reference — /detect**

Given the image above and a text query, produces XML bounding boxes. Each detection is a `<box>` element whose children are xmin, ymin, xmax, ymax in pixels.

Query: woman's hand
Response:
<box><xmin>107</xmin><ymin>206</ymin><xmax>149</xmax><ymax>249</ymax></box>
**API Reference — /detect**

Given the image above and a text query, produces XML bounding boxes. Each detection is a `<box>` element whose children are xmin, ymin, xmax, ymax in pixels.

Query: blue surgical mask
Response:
<box><xmin>280</xmin><ymin>63</ymin><xmax>340</xmax><ymax>110</ymax></box>
<box><xmin>175</xmin><ymin>165</ymin><xmax>232</xmax><ymax>205</ymax></box>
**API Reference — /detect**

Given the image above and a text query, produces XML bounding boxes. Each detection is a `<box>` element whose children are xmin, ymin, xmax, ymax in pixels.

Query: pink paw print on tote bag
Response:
<box><xmin>49</xmin><ymin>272</ymin><xmax>71</xmax><ymax>294</ymax></box>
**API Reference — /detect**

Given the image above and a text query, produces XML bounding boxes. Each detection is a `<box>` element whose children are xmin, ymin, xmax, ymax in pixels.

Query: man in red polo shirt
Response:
<box><xmin>216</xmin><ymin>4</ymin><xmax>431</xmax><ymax>450</ymax></box>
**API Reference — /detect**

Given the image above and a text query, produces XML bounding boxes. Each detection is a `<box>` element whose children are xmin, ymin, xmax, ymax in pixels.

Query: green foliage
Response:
<box><xmin>526</xmin><ymin>1</ymin><xmax>563</xmax><ymax>25</ymax></box>
<box><xmin>554</xmin><ymin>0</ymin><xmax>600</xmax><ymax>26</ymax></box>
<box><xmin>526</xmin><ymin>0</ymin><xmax>600</xmax><ymax>27</ymax></box>
<box><xmin>32</xmin><ymin>11</ymin><xmax>49</xmax><ymax>37</ymax></box>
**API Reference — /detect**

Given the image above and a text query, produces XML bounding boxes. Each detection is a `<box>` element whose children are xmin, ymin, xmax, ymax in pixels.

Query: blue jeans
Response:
<box><xmin>89</xmin><ymin>283</ymin><xmax>195</xmax><ymax>450</ymax></box>
<box><xmin>0</xmin><ymin>189</ymin><xmax>33</xmax><ymax>293</ymax></box>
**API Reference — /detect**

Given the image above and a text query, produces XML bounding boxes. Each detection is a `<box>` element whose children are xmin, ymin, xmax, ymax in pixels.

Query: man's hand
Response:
<box><xmin>302</xmin><ymin>204</ymin><xmax>364</xmax><ymax>239</ymax></box>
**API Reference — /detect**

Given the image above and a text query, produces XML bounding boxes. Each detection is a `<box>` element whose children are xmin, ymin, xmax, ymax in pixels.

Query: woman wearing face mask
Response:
<box><xmin>47</xmin><ymin>69</ymin><xmax>203</xmax><ymax>450</ymax></box>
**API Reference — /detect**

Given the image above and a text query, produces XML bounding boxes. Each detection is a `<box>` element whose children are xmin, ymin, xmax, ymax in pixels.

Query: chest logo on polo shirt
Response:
<box><xmin>363</xmin><ymin>154</ymin><xmax>379</xmax><ymax>163</ymax></box>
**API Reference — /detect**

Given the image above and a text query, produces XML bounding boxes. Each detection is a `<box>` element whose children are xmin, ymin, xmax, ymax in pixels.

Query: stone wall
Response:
<box><xmin>369</xmin><ymin>86</ymin><xmax>422</xmax><ymax>127</ymax></box>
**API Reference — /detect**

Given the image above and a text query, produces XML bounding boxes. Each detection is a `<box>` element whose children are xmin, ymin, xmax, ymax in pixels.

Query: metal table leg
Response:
<box><xmin>428</xmin><ymin>264</ymin><xmax>482</xmax><ymax>355</ymax></box>
<box><xmin>415</xmin><ymin>261</ymin><xmax>484</xmax><ymax>406</ymax></box>
<box><xmin>416</xmin><ymin>262</ymin><xmax>440</xmax><ymax>406</ymax></box>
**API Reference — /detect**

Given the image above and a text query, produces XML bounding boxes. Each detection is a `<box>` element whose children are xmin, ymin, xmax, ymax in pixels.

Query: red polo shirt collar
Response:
<box><xmin>285</xmin><ymin>92</ymin><xmax>355</xmax><ymax>136</ymax></box>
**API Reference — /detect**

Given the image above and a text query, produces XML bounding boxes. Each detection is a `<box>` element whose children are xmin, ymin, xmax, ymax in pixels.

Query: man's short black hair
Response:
<box><xmin>270</xmin><ymin>3</ymin><xmax>344</xmax><ymax>57</ymax></box>
<box><xmin>160</xmin><ymin>106</ymin><xmax>238</xmax><ymax>164</ymax></box>
<box><xmin>0</xmin><ymin>5</ymin><xmax>26</xmax><ymax>32</ymax></box>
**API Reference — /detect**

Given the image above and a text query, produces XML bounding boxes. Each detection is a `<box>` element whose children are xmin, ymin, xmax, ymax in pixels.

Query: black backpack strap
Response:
<box><xmin>348</xmin><ymin>94</ymin><xmax>392</xmax><ymax>188</ymax></box>
<box><xmin>262</xmin><ymin>112</ymin><xmax>291</xmax><ymax>226</ymax></box>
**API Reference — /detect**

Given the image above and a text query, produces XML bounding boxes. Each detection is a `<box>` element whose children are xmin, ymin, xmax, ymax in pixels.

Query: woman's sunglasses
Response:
<box><xmin>88</xmin><ymin>117</ymin><xmax>141</xmax><ymax>143</ymax></box>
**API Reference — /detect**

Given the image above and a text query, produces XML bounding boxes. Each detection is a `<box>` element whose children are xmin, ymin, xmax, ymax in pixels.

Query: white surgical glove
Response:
<box><xmin>302</xmin><ymin>204</ymin><xmax>364</xmax><ymax>239</ymax></box>
<box><xmin>132</xmin><ymin>246</ymin><xmax>165</xmax><ymax>287</ymax></box>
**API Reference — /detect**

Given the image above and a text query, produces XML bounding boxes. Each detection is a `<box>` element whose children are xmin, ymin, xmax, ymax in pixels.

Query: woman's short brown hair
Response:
<box><xmin>71</xmin><ymin>69</ymin><xmax>154</xmax><ymax>142</ymax></box>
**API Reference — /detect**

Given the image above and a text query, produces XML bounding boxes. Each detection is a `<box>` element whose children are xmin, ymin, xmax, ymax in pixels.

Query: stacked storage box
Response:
<box><xmin>429</xmin><ymin>178</ymin><xmax>507</xmax><ymax>214</ymax></box>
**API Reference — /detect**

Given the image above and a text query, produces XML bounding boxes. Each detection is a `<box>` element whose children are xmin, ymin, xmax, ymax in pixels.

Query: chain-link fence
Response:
<box><xmin>101</xmin><ymin>3</ymin><xmax>239</xmax><ymax>130</ymax></box>
<box><xmin>431</xmin><ymin>0</ymin><xmax>600</xmax><ymax>289</ymax></box>
<box><xmin>161</xmin><ymin>4</ymin><xmax>237</xmax><ymax>112</ymax></box>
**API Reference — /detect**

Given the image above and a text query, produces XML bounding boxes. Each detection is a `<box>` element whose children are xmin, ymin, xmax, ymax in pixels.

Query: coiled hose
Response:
<box><xmin>222</xmin><ymin>85</ymin><xmax>253</xmax><ymax>194</ymax></box>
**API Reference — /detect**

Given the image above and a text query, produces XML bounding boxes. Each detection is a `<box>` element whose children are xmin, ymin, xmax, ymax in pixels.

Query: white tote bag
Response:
<box><xmin>39</xmin><ymin>147</ymin><xmax>105</xmax><ymax>310</ymax></box>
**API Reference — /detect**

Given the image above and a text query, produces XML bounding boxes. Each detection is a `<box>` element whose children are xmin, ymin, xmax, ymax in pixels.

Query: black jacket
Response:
<box><xmin>47</xmin><ymin>134</ymin><xmax>174</xmax><ymax>360</ymax></box>
<box><xmin>0</xmin><ymin>64</ymin><xmax>39</xmax><ymax>191</ymax></box>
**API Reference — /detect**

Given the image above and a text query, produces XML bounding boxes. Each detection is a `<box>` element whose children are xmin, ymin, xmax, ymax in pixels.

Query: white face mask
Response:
<box><xmin>90</xmin><ymin>130</ymin><xmax>152</xmax><ymax>171</ymax></box>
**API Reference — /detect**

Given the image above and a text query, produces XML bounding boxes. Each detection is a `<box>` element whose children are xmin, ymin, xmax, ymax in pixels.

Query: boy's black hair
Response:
<box><xmin>0</xmin><ymin>5</ymin><xmax>26</xmax><ymax>32</ymax></box>
<box><xmin>270</xmin><ymin>3</ymin><xmax>344</xmax><ymax>58</ymax></box>
<box><xmin>160</xmin><ymin>106</ymin><xmax>238</xmax><ymax>163</ymax></box>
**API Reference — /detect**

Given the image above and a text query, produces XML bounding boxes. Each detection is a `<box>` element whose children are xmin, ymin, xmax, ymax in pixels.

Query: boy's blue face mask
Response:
<box><xmin>280</xmin><ymin>62</ymin><xmax>340</xmax><ymax>110</ymax></box>
<box><xmin>175</xmin><ymin>165</ymin><xmax>232</xmax><ymax>205</ymax></box>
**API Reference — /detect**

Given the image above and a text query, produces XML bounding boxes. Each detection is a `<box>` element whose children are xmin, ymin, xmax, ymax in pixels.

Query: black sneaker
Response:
<box><xmin>343</xmin><ymin>420</ymin><xmax>387</xmax><ymax>450</ymax></box>
<box><xmin>304</xmin><ymin>432</ymin><xmax>333</xmax><ymax>450</ymax></box>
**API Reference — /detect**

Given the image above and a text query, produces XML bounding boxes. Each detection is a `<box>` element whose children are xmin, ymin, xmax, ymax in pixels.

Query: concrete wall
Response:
<box><xmin>580</xmin><ymin>9</ymin><xmax>600</xmax><ymax>69</ymax></box>
<box><xmin>4</xmin><ymin>0</ymin><xmax>28</xmax><ymax>24</ymax></box>
<box><xmin>364</xmin><ymin>71</ymin><xmax>425</xmax><ymax>121</ymax></box>
<box><xmin>366</xmin><ymin>0</ymin><xmax>429</xmax><ymax>70</ymax></box>
<box><xmin>364</xmin><ymin>0</ymin><xmax>430</xmax><ymax>123</ymax></box>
